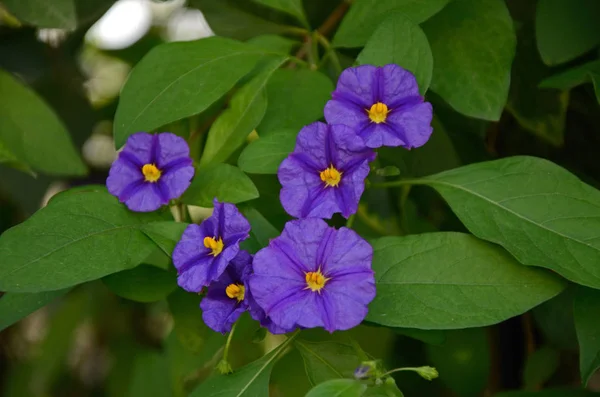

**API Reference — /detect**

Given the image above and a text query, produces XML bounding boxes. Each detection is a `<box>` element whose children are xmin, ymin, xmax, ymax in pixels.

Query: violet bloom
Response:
<box><xmin>246</xmin><ymin>286</ymin><xmax>296</xmax><ymax>335</ymax></box>
<box><xmin>278</xmin><ymin>122</ymin><xmax>375</xmax><ymax>219</ymax></box>
<box><xmin>107</xmin><ymin>132</ymin><xmax>194</xmax><ymax>212</ymax></box>
<box><xmin>248</xmin><ymin>218</ymin><xmax>376</xmax><ymax>333</ymax></box>
<box><xmin>324</xmin><ymin>64</ymin><xmax>433</xmax><ymax>149</ymax></box>
<box><xmin>200</xmin><ymin>250</ymin><xmax>252</xmax><ymax>333</ymax></box>
<box><xmin>173</xmin><ymin>199</ymin><xmax>251</xmax><ymax>292</ymax></box>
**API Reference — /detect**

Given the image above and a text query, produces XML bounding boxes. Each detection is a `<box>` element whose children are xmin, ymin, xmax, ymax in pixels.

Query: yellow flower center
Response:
<box><xmin>305</xmin><ymin>269</ymin><xmax>329</xmax><ymax>292</ymax></box>
<box><xmin>319</xmin><ymin>165</ymin><xmax>342</xmax><ymax>188</ymax></box>
<box><xmin>203</xmin><ymin>236</ymin><xmax>224</xmax><ymax>257</ymax></box>
<box><xmin>368</xmin><ymin>102</ymin><xmax>389</xmax><ymax>124</ymax></box>
<box><xmin>225</xmin><ymin>283</ymin><xmax>245</xmax><ymax>302</ymax></box>
<box><xmin>142</xmin><ymin>163</ymin><xmax>161</xmax><ymax>182</ymax></box>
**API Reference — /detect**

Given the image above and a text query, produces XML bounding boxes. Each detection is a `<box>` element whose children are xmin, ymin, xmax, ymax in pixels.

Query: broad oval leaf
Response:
<box><xmin>0</xmin><ymin>69</ymin><xmax>87</xmax><ymax>176</ymax></box>
<box><xmin>420</xmin><ymin>156</ymin><xmax>600</xmax><ymax>289</ymax></box>
<box><xmin>422</xmin><ymin>0</ymin><xmax>516</xmax><ymax>120</ymax></box>
<box><xmin>240</xmin><ymin>206</ymin><xmax>280</xmax><ymax>254</ymax></box>
<box><xmin>0</xmin><ymin>190</ymin><xmax>163</xmax><ymax>292</ymax></box>
<box><xmin>540</xmin><ymin>60</ymin><xmax>600</xmax><ymax>104</ymax></box>
<box><xmin>182</xmin><ymin>163</ymin><xmax>259</xmax><ymax>207</ymax></box>
<box><xmin>142</xmin><ymin>221</ymin><xmax>188</xmax><ymax>257</ymax></box>
<box><xmin>523</xmin><ymin>346</ymin><xmax>560</xmax><ymax>389</ymax></box>
<box><xmin>357</xmin><ymin>11</ymin><xmax>433</xmax><ymax>94</ymax></box>
<box><xmin>573</xmin><ymin>286</ymin><xmax>600</xmax><ymax>386</ymax></box>
<box><xmin>305</xmin><ymin>379</ymin><xmax>367</xmax><ymax>397</ymax></box>
<box><xmin>535</xmin><ymin>0</ymin><xmax>600</xmax><ymax>66</ymax></box>
<box><xmin>252</xmin><ymin>0</ymin><xmax>308</xmax><ymax>27</ymax></box>
<box><xmin>238</xmin><ymin>129</ymin><xmax>297</xmax><ymax>174</ymax></box>
<box><xmin>0</xmin><ymin>289</ymin><xmax>69</xmax><ymax>331</ymax></box>
<box><xmin>103</xmin><ymin>265</ymin><xmax>177</xmax><ymax>303</ymax></box>
<box><xmin>295</xmin><ymin>340</ymin><xmax>362</xmax><ymax>386</ymax></box>
<box><xmin>257</xmin><ymin>69</ymin><xmax>333</xmax><ymax>136</ymax></box>
<box><xmin>367</xmin><ymin>232</ymin><xmax>565</xmax><ymax>329</ymax></box>
<box><xmin>333</xmin><ymin>0</ymin><xmax>449</xmax><ymax>48</ymax></box>
<box><xmin>3</xmin><ymin>0</ymin><xmax>76</xmax><ymax>29</ymax></box>
<box><xmin>189</xmin><ymin>332</ymin><xmax>298</xmax><ymax>396</ymax></box>
<box><xmin>200</xmin><ymin>56</ymin><xmax>287</xmax><ymax>166</ymax></box>
<box><xmin>114</xmin><ymin>37</ymin><xmax>264</xmax><ymax>148</ymax></box>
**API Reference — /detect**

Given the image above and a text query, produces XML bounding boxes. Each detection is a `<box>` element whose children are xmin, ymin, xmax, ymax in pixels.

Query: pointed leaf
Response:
<box><xmin>253</xmin><ymin>0</ymin><xmax>308</xmax><ymax>27</ymax></box>
<box><xmin>2</xmin><ymin>0</ymin><xmax>76</xmax><ymax>29</ymax></box>
<box><xmin>238</xmin><ymin>129</ymin><xmax>297</xmax><ymax>174</ymax></box>
<box><xmin>0</xmin><ymin>289</ymin><xmax>69</xmax><ymax>331</ymax></box>
<box><xmin>305</xmin><ymin>379</ymin><xmax>367</xmax><ymax>397</ymax></box>
<box><xmin>103</xmin><ymin>265</ymin><xmax>177</xmax><ymax>303</ymax></box>
<box><xmin>296</xmin><ymin>340</ymin><xmax>362</xmax><ymax>386</ymax></box>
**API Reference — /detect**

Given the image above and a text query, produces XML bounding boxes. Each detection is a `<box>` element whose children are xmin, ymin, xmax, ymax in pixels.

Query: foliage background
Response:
<box><xmin>1</xmin><ymin>0</ymin><xmax>600</xmax><ymax>396</ymax></box>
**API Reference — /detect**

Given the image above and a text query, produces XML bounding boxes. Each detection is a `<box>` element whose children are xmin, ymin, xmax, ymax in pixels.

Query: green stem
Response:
<box><xmin>223</xmin><ymin>321</ymin><xmax>238</xmax><ymax>362</ymax></box>
<box><xmin>346</xmin><ymin>213</ymin><xmax>356</xmax><ymax>229</ymax></box>
<box><xmin>289</xmin><ymin>56</ymin><xmax>310</xmax><ymax>68</ymax></box>
<box><xmin>315</xmin><ymin>32</ymin><xmax>342</xmax><ymax>75</ymax></box>
<box><xmin>380</xmin><ymin>367</ymin><xmax>422</xmax><ymax>378</ymax></box>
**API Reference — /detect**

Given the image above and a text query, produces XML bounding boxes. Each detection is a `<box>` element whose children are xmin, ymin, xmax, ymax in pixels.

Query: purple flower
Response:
<box><xmin>107</xmin><ymin>132</ymin><xmax>195</xmax><ymax>212</ymax></box>
<box><xmin>173</xmin><ymin>199</ymin><xmax>251</xmax><ymax>292</ymax></box>
<box><xmin>278</xmin><ymin>122</ymin><xmax>375</xmax><ymax>219</ymax></box>
<box><xmin>246</xmin><ymin>285</ymin><xmax>296</xmax><ymax>335</ymax></box>
<box><xmin>248</xmin><ymin>218</ymin><xmax>376</xmax><ymax>333</ymax></box>
<box><xmin>200</xmin><ymin>250</ymin><xmax>252</xmax><ymax>333</ymax></box>
<box><xmin>324</xmin><ymin>64</ymin><xmax>433</xmax><ymax>149</ymax></box>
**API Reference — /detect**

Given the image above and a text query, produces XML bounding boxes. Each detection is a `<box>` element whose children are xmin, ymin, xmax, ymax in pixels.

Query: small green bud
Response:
<box><xmin>415</xmin><ymin>366</ymin><xmax>438</xmax><ymax>381</ymax></box>
<box><xmin>216</xmin><ymin>359</ymin><xmax>233</xmax><ymax>375</ymax></box>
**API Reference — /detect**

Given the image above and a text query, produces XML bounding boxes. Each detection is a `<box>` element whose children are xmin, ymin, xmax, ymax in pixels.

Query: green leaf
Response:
<box><xmin>0</xmin><ymin>289</ymin><xmax>69</xmax><ymax>331</ymax></box>
<box><xmin>0</xmin><ymin>69</ymin><xmax>86</xmax><ymax>176</ymax></box>
<box><xmin>363</xmin><ymin>384</ymin><xmax>404</xmax><ymax>397</ymax></box>
<box><xmin>523</xmin><ymin>346</ymin><xmax>560</xmax><ymax>390</ymax></box>
<box><xmin>253</xmin><ymin>0</ymin><xmax>308</xmax><ymax>27</ymax></box>
<box><xmin>535</xmin><ymin>0</ymin><xmax>600</xmax><ymax>66</ymax></box>
<box><xmin>357</xmin><ymin>11</ymin><xmax>433</xmax><ymax>94</ymax></box>
<box><xmin>182</xmin><ymin>163</ymin><xmax>259</xmax><ymax>207</ymax></box>
<box><xmin>305</xmin><ymin>379</ymin><xmax>367</xmax><ymax>397</ymax></box>
<box><xmin>533</xmin><ymin>291</ymin><xmax>578</xmax><ymax>350</ymax></box>
<box><xmin>103</xmin><ymin>265</ymin><xmax>177</xmax><ymax>303</ymax></box>
<box><xmin>257</xmin><ymin>69</ymin><xmax>334</xmax><ymax>136</ymax></box>
<box><xmin>248</xmin><ymin>35</ymin><xmax>299</xmax><ymax>54</ymax></box>
<box><xmin>238</xmin><ymin>129</ymin><xmax>297</xmax><ymax>174</ymax></box>
<box><xmin>295</xmin><ymin>340</ymin><xmax>362</xmax><ymax>386</ymax></box>
<box><xmin>495</xmin><ymin>390</ymin><xmax>599</xmax><ymax>397</ymax></box>
<box><xmin>201</xmin><ymin>56</ymin><xmax>287</xmax><ymax>166</ymax></box>
<box><xmin>417</xmin><ymin>156</ymin><xmax>600</xmax><ymax>289</ymax></box>
<box><xmin>127</xmin><ymin>350</ymin><xmax>172</xmax><ymax>397</ymax></box>
<box><xmin>240</xmin><ymin>206</ymin><xmax>280</xmax><ymax>253</ymax></box>
<box><xmin>422</xmin><ymin>0</ymin><xmax>516</xmax><ymax>120</ymax></box>
<box><xmin>333</xmin><ymin>0</ymin><xmax>449</xmax><ymax>48</ymax></box>
<box><xmin>3</xmin><ymin>0</ymin><xmax>76</xmax><ymax>29</ymax></box>
<box><xmin>142</xmin><ymin>221</ymin><xmax>188</xmax><ymax>257</ymax></box>
<box><xmin>0</xmin><ymin>190</ymin><xmax>163</xmax><ymax>292</ymax></box>
<box><xmin>189</xmin><ymin>332</ymin><xmax>298</xmax><ymax>397</ymax></box>
<box><xmin>393</xmin><ymin>328</ymin><xmax>446</xmax><ymax>345</ymax></box>
<box><xmin>114</xmin><ymin>37</ymin><xmax>264</xmax><ymax>148</ymax></box>
<box><xmin>367</xmin><ymin>232</ymin><xmax>565</xmax><ymax>329</ymax></box>
<box><xmin>574</xmin><ymin>286</ymin><xmax>600</xmax><ymax>386</ymax></box>
<box><xmin>540</xmin><ymin>60</ymin><xmax>600</xmax><ymax>104</ymax></box>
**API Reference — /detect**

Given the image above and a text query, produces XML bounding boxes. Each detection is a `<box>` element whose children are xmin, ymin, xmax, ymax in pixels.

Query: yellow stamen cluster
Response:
<box><xmin>319</xmin><ymin>165</ymin><xmax>342</xmax><ymax>188</ymax></box>
<box><xmin>368</xmin><ymin>102</ymin><xmax>389</xmax><ymax>124</ymax></box>
<box><xmin>225</xmin><ymin>283</ymin><xmax>245</xmax><ymax>302</ymax></box>
<box><xmin>142</xmin><ymin>163</ymin><xmax>162</xmax><ymax>182</ymax></box>
<box><xmin>305</xmin><ymin>269</ymin><xmax>329</xmax><ymax>292</ymax></box>
<box><xmin>204</xmin><ymin>236</ymin><xmax>224</xmax><ymax>257</ymax></box>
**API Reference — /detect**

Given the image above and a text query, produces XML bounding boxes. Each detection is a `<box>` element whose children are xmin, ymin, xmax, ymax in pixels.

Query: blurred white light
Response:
<box><xmin>82</xmin><ymin>133</ymin><xmax>117</xmax><ymax>169</ymax></box>
<box><xmin>86</xmin><ymin>0</ymin><xmax>152</xmax><ymax>50</ymax></box>
<box><xmin>166</xmin><ymin>8</ymin><xmax>214</xmax><ymax>42</ymax></box>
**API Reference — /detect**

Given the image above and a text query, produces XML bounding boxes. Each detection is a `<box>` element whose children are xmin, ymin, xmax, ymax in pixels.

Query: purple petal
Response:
<box><xmin>246</xmin><ymin>286</ymin><xmax>295</xmax><ymax>334</ymax></box>
<box><xmin>359</xmin><ymin>122</ymin><xmax>407</xmax><ymax>149</ymax></box>
<box><xmin>380</xmin><ymin>64</ymin><xmax>421</xmax><ymax>109</ymax></box>
<box><xmin>160</xmin><ymin>164</ymin><xmax>195</xmax><ymax>201</ymax></box>
<box><xmin>252</xmin><ymin>243</ymin><xmax>306</xmax><ymax>281</ymax></box>
<box><xmin>278</xmin><ymin>218</ymin><xmax>330</xmax><ymax>272</ymax></box>
<box><xmin>321</xmin><ymin>286</ymin><xmax>373</xmax><ymax>331</ymax></box>
<box><xmin>215</xmin><ymin>200</ymin><xmax>251</xmax><ymax>246</ymax></box>
<box><xmin>324</xmin><ymin>99</ymin><xmax>369</xmax><ymax>132</ymax></box>
<box><xmin>121</xmin><ymin>132</ymin><xmax>154</xmax><ymax>165</ymax></box>
<box><xmin>201</xmin><ymin>290</ymin><xmax>246</xmax><ymax>334</ymax></box>
<box><xmin>326</xmin><ymin>272</ymin><xmax>376</xmax><ymax>305</ymax></box>
<box><xmin>155</xmin><ymin>133</ymin><xmax>192</xmax><ymax>169</ymax></box>
<box><xmin>106</xmin><ymin>157</ymin><xmax>143</xmax><ymax>199</ymax></box>
<box><xmin>121</xmin><ymin>182</ymin><xmax>165</xmax><ymax>212</ymax></box>
<box><xmin>321</xmin><ymin>227</ymin><xmax>373</xmax><ymax>277</ymax></box>
<box><xmin>331</xmin><ymin>65</ymin><xmax>379</xmax><ymax>108</ymax></box>
<box><xmin>292</xmin><ymin>123</ymin><xmax>330</xmax><ymax>169</ymax></box>
<box><xmin>387</xmin><ymin>102</ymin><xmax>434</xmax><ymax>149</ymax></box>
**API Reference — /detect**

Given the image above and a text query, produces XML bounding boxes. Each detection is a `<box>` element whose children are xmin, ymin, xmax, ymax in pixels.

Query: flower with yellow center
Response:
<box><xmin>204</xmin><ymin>236</ymin><xmax>224</xmax><ymax>257</ymax></box>
<box><xmin>305</xmin><ymin>269</ymin><xmax>330</xmax><ymax>293</ymax></box>
<box><xmin>142</xmin><ymin>163</ymin><xmax>162</xmax><ymax>182</ymax></box>
<box><xmin>319</xmin><ymin>165</ymin><xmax>342</xmax><ymax>188</ymax></box>
<box><xmin>368</xmin><ymin>102</ymin><xmax>389</xmax><ymax>124</ymax></box>
<box><xmin>225</xmin><ymin>283</ymin><xmax>245</xmax><ymax>302</ymax></box>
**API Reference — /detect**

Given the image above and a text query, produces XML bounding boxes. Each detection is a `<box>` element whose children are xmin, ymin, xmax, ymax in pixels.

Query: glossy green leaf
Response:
<box><xmin>0</xmin><ymin>190</ymin><xmax>162</xmax><ymax>292</ymax></box>
<box><xmin>418</xmin><ymin>156</ymin><xmax>600</xmax><ymax>288</ymax></box>
<box><xmin>0</xmin><ymin>289</ymin><xmax>69</xmax><ymax>331</ymax></box>
<box><xmin>201</xmin><ymin>56</ymin><xmax>286</xmax><ymax>166</ymax></box>
<box><xmin>535</xmin><ymin>0</ymin><xmax>600</xmax><ymax>65</ymax></box>
<box><xmin>127</xmin><ymin>350</ymin><xmax>172</xmax><ymax>397</ymax></box>
<box><xmin>257</xmin><ymin>69</ymin><xmax>334</xmax><ymax>136</ymax></box>
<box><xmin>295</xmin><ymin>340</ymin><xmax>362</xmax><ymax>386</ymax></box>
<box><xmin>189</xmin><ymin>332</ymin><xmax>298</xmax><ymax>397</ymax></box>
<box><xmin>103</xmin><ymin>265</ymin><xmax>177</xmax><ymax>303</ymax></box>
<box><xmin>238</xmin><ymin>129</ymin><xmax>297</xmax><ymax>174</ymax></box>
<box><xmin>393</xmin><ymin>328</ymin><xmax>446</xmax><ymax>345</ymax></box>
<box><xmin>523</xmin><ymin>346</ymin><xmax>560</xmax><ymax>389</ymax></box>
<box><xmin>240</xmin><ymin>206</ymin><xmax>280</xmax><ymax>253</ymax></box>
<box><xmin>253</xmin><ymin>0</ymin><xmax>308</xmax><ymax>27</ymax></box>
<box><xmin>248</xmin><ymin>35</ymin><xmax>299</xmax><ymax>54</ymax></box>
<box><xmin>333</xmin><ymin>0</ymin><xmax>449</xmax><ymax>48</ymax></box>
<box><xmin>422</xmin><ymin>0</ymin><xmax>516</xmax><ymax>120</ymax></box>
<box><xmin>540</xmin><ymin>60</ymin><xmax>600</xmax><ymax>104</ymax></box>
<box><xmin>357</xmin><ymin>11</ymin><xmax>433</xmax><ymax>94</ymax></box>
<box><xmin>114</xmin><ymin>37</ymin><xmax>264</xmax><ymax>148</ymax></box>
<box><xmin>142</xmin><ymin>221</ymin><xmax>188</xmax><ymax>257</ymax></box>
<box><xmin>3</xmin><ymin>0</ymin><xmax>76</xmax><ymax>29</ymax></box>
<box><xmin>363</xmin><ymin>384</ymin><xmax>404</xmax><ymax>397</ymax></box>
<box><xmin>0</xmin><ymin>69</ymin><xmax>86</xmax><ymax>176</ymax></box>
<box><xmin>574</xmin><ymin>286</ymin><xmax>600</xmax><ymax>386</ymax></box>
<box><xmin>305</xmin><ymin>379</ymin><xmax>367</xmax><ymax>397</ymax></box>
<box><xmin>367</xmin><ymin>232</ymin><xmax>565</xmax><ymax>329</ymax></box>
<box><xmin>182</xmin><ymin>163</ymin><xmax>259</xmax><ymax>207</ymax></box>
